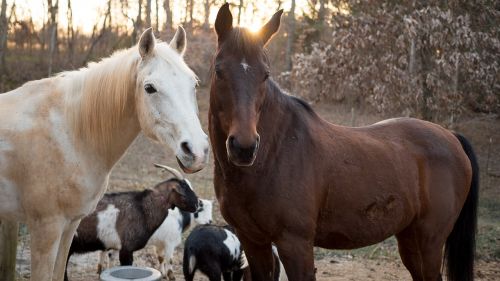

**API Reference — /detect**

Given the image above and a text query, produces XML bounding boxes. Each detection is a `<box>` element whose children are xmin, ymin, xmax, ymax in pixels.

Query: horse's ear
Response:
<box><xmin>215</xmin><ymin>3</ymin><xmax>233</xmax><ymax>42</ymax></box>
<box><xmin>139</xmin><ymin>28</ymin><xmax>156</xmax><ymax>58</ymax></box>
<box><xmin>259</xmin><ymin>9</ymin><xmax>283</xmax><ymax>46</ymax></box>
<box><xmin>169</xmin><ymin>26</ymin><xmax>187</xmax><ymax>56</ymax></box>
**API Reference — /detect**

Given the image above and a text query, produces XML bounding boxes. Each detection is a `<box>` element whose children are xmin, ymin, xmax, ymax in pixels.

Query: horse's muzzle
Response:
<box><xmin>226</xmin><ymin>135</ymin><xmax>260</xmax><ymax>166</ymax></box>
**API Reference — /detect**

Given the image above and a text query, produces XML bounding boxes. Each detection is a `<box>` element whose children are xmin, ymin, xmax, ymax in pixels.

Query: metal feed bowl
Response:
<box><xmin>100</xmin><ymin>266</ymin><xmax>161</xmax><ymax>281</ymax></box>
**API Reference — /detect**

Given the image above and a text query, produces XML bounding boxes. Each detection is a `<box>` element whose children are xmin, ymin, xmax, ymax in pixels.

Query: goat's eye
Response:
<box><xmin>144</xmin><ymin>84</ymin><xmax>157</xmax><ymax>94</ymax></box>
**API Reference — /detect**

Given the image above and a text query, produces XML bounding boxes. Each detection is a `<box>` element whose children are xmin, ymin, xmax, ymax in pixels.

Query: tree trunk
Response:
<box><xmin>155</xmin><ymin>0</ymin><xmax>159</xmax><ymax>30</ymax></box>
<box><xmin>318</xmin><ymin>0</ymin><xmax>327</xmax><ymax>22</ymax></box>
<box><xmin>164</xmin><ymin>0</ymin><xmax>172</xmax><ymax>30</ymax></box>
<box><xmin>419</xmin><ymin>33</ymin><xmax>433</xmax><ymax>121</ymax></box>
<box><xmin>0</xmin><ymin>0</ymin><xmax>9</xmax><ymax>77</ymax></box>
<box><xmin>203</xmin><ymin>0</ymin><xmax>210</xmax><ymax>30</ymax></box>
<box><xmin>145</xmin><ymin>0</ymin><xmax>151</xmax><ymax>28</ymax></box>
<box><xmin>285</xmin><ymin>0</ymin><xmax>296</xmax><ymax>71</ymax></box>
<box><xmin>66</xmin><ymin>0</ymin><xmax>74</xmax><ymax>64</ymax></box>
<box><xmin>237</xmin><ymin>0</ymin><xmax>244</xmax><ymax>25</ymax></box>
<box><xmin>0</xmin><ymin>221</ymin><xmax>18</xmax><ymax>281</ymax></box>
<box><xmin>47</xmin><ymin>0</ymin><xmax>59</xmax><ymax>76</ymax></box>
<box><xmin>188</xmin><ymin>0</ymin><xmax>193</xmax><ymax>28</ymax></box>
<box><xmin>132</xmin><ymin>0</ymin><xmax>143</xmax><ymax>43</ymax></box>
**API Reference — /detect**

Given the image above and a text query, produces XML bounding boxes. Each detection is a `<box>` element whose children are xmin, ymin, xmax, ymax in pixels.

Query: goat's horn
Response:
<box><xmin>154</xmin><ymin>163</ymin><xmax>184</xmax><ymax>180</ymax></box>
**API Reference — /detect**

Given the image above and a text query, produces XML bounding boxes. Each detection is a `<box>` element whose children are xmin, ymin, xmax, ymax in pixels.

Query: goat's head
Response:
<box><xmin>193</xmin><ymin>199</ymin><xmax>213</xmax><ymax>224</ymax></box>
<box><xmin>153</xmin><ymin>164</ymin><xmax>199</xmax><ymax>212</ymax></box>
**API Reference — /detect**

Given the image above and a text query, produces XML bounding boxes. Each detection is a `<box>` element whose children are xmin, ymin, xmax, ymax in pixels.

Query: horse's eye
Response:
<box><xmin>263</xmin><ymin>72</ymin><xmax>270</xmax><ymax>82</ymax></box>
<box><xmin>215</xmin><ymin>69</ymin><xmax>223</xmax><ymax>80</ymax></box>
<box><xmin>144</xmin><ymin>84</ymin><xmax>157</xmax><ymax>94</ymax></box>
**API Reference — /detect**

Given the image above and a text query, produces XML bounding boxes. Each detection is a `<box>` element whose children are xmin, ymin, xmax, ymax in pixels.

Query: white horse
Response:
<box><xmin>0</xmin><ymin>27</ymin><xmax>209</xmax><ymax>281</ymax></box>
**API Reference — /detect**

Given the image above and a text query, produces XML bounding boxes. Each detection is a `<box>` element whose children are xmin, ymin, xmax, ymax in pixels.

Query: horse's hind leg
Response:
<box><xmin>396</xmin><ymin>226</ymin><xmax>445</xmax><ymax>281</ymax></box>
<box><xmin>28</xmin><ymin>216</ymin><xmax>65</xmax><ymax>281</ymax></box>
<box><xmin>53</xmin><ymin>219</ymin><xmax>81</xmax><ymax>281</ymax></box>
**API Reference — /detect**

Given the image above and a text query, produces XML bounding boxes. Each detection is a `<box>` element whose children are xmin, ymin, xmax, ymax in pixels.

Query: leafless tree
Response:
<box><xmin>285</xmin><ymin>0</ymin><xmax>296</xmax><ymax>71</ymax></box>
<box><xmin>66</xmin><ymin>0</ymin><xmax>74</xmax><ymax>64</ymax></box>
<box><xmin>47</xmin><ymin>0</ymin><xmax>59</xmax><ymax>76</ymax></box>
<box><xmin>237</xmin><ymin>0</ymin><xmax>243</xmax><ymax>25</ymax></box>
<box><xmin>145</xmin><ymin>0</ymin><xmax>151</xmax><ymax>27</ymax></box>
<box><xmin>0</xmin><ymin>0</ymin><xmax>8</xmax><ymax>76</ymax></box>
<box><xmin>164</xmin><ymin>0</ymin><xmax>172</xmax><ymax>30</ymax></box>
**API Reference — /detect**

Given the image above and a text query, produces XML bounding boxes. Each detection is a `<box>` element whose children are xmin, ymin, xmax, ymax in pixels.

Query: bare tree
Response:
<box><xmin>285</xmin><ymin>0</ymin><xmax>296</xmax><ymax>71</ymax></box>
<box><xmin>66</xmin><ymin>0</ymin><xmax>74</xmax><ymax>64</ymax></box>
<box><xmin>237</xmin><ymin>0</ymin><xmax>243</xmax><ymax>25</ymax></box>
<box><xmin>164</xmin><ymin>0</ymin><xmax>172</xmax><ymax>30</ymax></box>
<box><xmin>155</xmin><ymin>0</ymin><xmax>159</xmax><ymax>30</ymax></box>
<box><xmin>203</xmin><ymin>0</ymin><xmax>212</xmax><ymax>30</ymax></box>
<box><xmin>132</xmin><ymin>0</ymin><xmax>143</xmax><ymax>43</ymax></box>
<box><xmin>0</xmin><ymin>0</ymin><xmax>8</xmax><ymax>76</ymax></box>
<box><xmin>145</xmin><ymin>0</ymin><xmax>151</xmax><ymax>27</ymax></box>
<box><xmin>0</xmin><ymin>221</ymin><xmax>18</xmax><ymax>281</ymax></box>
<box><xmin>47</xmin><ymin>0</ymin><xmax>59</xmax><ymax>76</ymax></box>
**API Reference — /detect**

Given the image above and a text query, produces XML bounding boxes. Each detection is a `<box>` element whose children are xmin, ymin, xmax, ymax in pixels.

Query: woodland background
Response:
<box><xmin>0</xmin><ymin>0</ymin><xmax>498</xmax><ymax>123</ymax></box>
<box><xmin>0</xmin><ymin>0</ymin><xmax>499</xmax><ymax>280</ymax></box>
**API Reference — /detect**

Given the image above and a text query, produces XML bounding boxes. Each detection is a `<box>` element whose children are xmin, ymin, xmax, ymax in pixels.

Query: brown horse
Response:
<box><xmin>209</xmin><ymin>4</ymin><xmax>478</xmax><ymax>281</ymax></box>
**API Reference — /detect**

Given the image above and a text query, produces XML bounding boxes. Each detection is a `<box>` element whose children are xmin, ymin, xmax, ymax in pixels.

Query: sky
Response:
<box><xmin>8</xmin><ymin>0</ymin><xmax>314</xmax><ymax>34</ymax></box>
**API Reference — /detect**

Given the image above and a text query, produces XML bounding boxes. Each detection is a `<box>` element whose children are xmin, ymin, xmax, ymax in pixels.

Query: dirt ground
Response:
<box><xmin>16</xmin><ymin>88</ymin><xmax>500</xmax><ymax>280</ymax></box>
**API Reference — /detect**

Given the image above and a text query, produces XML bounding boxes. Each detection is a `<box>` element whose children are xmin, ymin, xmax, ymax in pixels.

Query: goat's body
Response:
<box><xmin>183</xmin><ymin>225</ymin><xmax>247</xmax><ymax>281</ymax></box>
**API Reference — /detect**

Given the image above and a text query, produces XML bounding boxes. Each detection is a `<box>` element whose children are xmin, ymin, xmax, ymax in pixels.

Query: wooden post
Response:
<box><xmin>0</xmin><ymin>220</ymin><xmax>18</xmax><ymax>281</ymax></box>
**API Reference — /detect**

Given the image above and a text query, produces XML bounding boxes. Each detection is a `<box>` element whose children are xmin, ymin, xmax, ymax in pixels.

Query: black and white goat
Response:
<box><xmin>64</xmin><ymin>164</ymin><xmax>198</xmax><ymax>281</ymax></box>
<box><xmin>183</xmin><ymin>224</ymin><xmax>287</xmax><ymax>281</ymax></box>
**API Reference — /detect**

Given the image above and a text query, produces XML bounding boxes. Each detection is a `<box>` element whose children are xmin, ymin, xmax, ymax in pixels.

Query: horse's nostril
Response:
<box><xmin>228</xmin><ymin>135</ymin><xmax>237</xmax><ymax>149</ymax></box>
<box><xmin>181</xmin><ymin>141</ymin><xmax>193</xmax><ymax>155</ymax></box>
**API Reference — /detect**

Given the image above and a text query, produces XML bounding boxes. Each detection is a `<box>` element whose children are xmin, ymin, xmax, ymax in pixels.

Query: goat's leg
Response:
<box><xmin>97</xmin><ymin>251</ymin><xmax>109</xmax><ymax>274</ymax></box>
<box><xmin>275</xmin><ymin>232</ymin><xmax>315</xmax><ymax>281</ymax></box>
<box><xmin>53</xmin><ymin>219</ymin><xmax>80</xmax><ymax>281</ymax></box>
<box><xmin>154</xmin><ymin>244</ymin><xmax>167</xmax><ymax>276</ymax></box>
<box><xmin>119</xmin><ymin>249</ymin><xmax>134</xmax><ymax>265</ymax></box>
<box><xmin>165</xmin><ymin>244</ymin><xmax>176</xmax><ymax>281</ymax></box>
<box><xmin>28</xmin><ymin>216</ymin><xmax>65</xmax><ymax>281</ymax></box>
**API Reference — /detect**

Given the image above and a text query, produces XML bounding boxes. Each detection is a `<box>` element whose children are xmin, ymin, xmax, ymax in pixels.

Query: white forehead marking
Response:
<box><xmin>241</xmin><ymin>58</ymin><xmax>250</xmax><ymax>73</ymax></box>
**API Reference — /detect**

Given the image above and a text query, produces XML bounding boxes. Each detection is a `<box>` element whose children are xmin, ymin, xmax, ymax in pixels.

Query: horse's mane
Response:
<box><xmin>63</xmin><ymin>47</ymin><xmax>140</xmax><ymax>150</ymax></box>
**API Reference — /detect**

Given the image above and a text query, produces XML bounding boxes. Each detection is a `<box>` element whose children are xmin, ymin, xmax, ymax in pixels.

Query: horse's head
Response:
<box><xmin>136</xmin><ymin>27</ymin><xmax>209</xmax><ymax>173</ymax></box>
<box><xmin>211</xmin><ymin>3</ymin><xmax>283</xmax><ymax>166</ymax></box>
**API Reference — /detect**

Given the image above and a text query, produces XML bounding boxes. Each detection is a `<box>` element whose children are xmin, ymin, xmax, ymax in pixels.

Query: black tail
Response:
<box><xmin>445</xmin><ymin>133</ymin><xmax>479</xmax><ymax>281</ymax></box>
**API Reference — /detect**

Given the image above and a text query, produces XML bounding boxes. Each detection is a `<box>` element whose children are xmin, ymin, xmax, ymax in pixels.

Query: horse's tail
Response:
<box><xmin>444</xmin><ymin>133</ymin><xmax>479</xmax><ymax>281</ymax></box>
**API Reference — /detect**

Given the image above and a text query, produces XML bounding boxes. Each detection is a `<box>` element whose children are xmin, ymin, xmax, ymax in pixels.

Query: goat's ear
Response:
<box><xmin>215</xmin><ymin>3</ymin><xmax>233</xmax><ymax>42</ymax></box>
<box><xmin>169</xmin><ymin>26</ymin><xmax>187</xmax><ymax>56</ymax></box>
<box><xmin>139</xmin><ymin>28</ymin><xmax>156</xmax><ymax>58</ymax></box>
<box><xmin>258</xmin><ymin>9</ymin><xmax>283</xmax><ymax>46</ymax></box>
<box><xmin>172</xmin><ymin>183</ymin><xmax>187</xmax><ymax>197</ymax></box>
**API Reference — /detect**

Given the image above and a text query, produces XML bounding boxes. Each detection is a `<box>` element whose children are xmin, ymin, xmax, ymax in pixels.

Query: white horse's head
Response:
<box><xmin>135</xmin><ymin>27</ymin><xmax>209</xmax><ymax>173</ymax></box>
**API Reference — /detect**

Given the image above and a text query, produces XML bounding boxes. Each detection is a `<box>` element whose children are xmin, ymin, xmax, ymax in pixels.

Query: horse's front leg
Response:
<box><xmin>236</xmin><ymin>230</ymin><xmax>274</xmax><ymax>281</ymax></box>
<box><xmin>28</xmin><ymin>216</ymin><xmax>66</xmax><ymax>281</ymax></box>
<box><xmin>275</xmin><ymin>231</ymin><xmax>316</xmax><ymax>281</ymax></box>
<box><xmin>53</xmin><ymin>219</ymin><xmax>80</xmax><ymax>281</ymax></box>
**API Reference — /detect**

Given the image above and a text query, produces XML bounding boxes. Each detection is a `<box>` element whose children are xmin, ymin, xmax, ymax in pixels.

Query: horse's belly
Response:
<box><xmin>314</xmin><ymin>196</ymin><xmax>414</xmax><ymax>249</ymax></box>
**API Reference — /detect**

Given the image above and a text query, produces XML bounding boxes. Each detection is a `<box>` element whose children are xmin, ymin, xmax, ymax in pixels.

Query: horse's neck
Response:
<box><xmin>63</xmin><ymin>53</ymin><xmax>141</xmax><ymax>172</ymax></box>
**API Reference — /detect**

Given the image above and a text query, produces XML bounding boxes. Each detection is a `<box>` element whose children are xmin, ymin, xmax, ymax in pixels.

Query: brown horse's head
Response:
<box><xmin>212</xmin><ymin>3</ymin><xmax>283</xmax><ymax>166</ymax></box>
